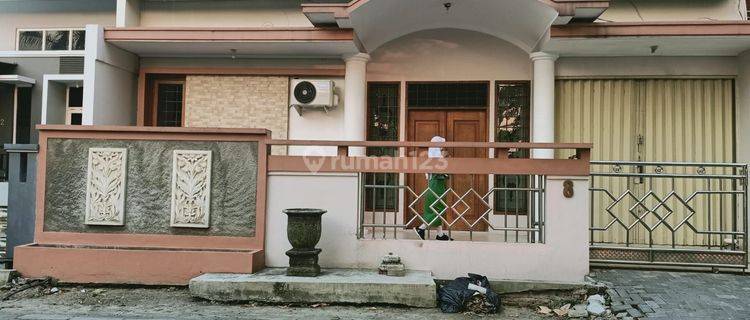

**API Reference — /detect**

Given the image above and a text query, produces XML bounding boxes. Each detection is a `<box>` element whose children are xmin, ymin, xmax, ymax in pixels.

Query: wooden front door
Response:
<box><xmin>406</xmin><ymin>110</ymin><xmax>488</xmax><ymax>231</ymax></box>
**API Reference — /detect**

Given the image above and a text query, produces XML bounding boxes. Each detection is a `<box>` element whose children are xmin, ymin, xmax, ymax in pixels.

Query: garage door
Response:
<box><xmin>555</xmin><ymin>79</ymin><xmax>737</xmax><ymax>249</ymax></box>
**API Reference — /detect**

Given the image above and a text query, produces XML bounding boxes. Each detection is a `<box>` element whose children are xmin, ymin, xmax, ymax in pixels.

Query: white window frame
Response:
<box><xmin>65</xmin><ymin>86</ymin><xmax>83</xmax><ymax>125</ymax></box>
<box><xmin>16</xmin><ymin>28</ymin><xmax>86</xmax><ymax>52</ymax></box>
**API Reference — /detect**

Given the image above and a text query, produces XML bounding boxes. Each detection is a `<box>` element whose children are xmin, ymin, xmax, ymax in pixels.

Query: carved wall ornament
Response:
<box><xmin>171</xmin><ymin>150</ymin><xmax>212</xmax><ymax>228</ymax></box>
<box><xmin>84</xmin><ymin>148</ymin><xmax>127</xmax><ymax>226</ymax></box>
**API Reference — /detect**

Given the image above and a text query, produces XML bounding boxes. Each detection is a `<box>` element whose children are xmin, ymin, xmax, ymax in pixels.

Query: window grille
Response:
<box><xmin>494</xmin><ymin>82</ymin><xmax>531</xmax><ymax>214</ymax></box>
<box><xmin>365</xmin><ymin>83</ymin><xmax>400</xmax><ymax>211</ymax></box>
<box><xmin>17</xmin><ymin>29</ymin><xmax>85</xmax><ymax>52</ymax></box>
<box><xmin>407</xmin><ymin>82</ymin><xmax>488</xmax><ymax>109</ymax></box>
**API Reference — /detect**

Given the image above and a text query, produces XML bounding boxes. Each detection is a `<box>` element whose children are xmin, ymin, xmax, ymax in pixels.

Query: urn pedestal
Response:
<box><xmin>284</xmin><ymin>208</ymin><xmax>326</xmax><ymax>277</ymax></box>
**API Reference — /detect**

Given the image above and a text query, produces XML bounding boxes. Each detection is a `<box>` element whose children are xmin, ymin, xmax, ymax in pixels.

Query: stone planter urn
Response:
<box><xmin>284</xmin><ymin>208</ymin><xmax>326</xmax><ymax>277</ymax></box>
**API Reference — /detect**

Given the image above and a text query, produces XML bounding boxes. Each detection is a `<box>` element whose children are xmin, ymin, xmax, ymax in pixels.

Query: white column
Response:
<box><xmin>343</xmin><ymin>53</ymin><xmax>370</xmax><ymax>156</ymax></box>
<box><xmin>116</xmin><ymin>0</ymin><xmax>141</xmax><ymax>27</ymax></box>
<box><xmin>738</xmin><ymin>50</ymin><xmax>750</xmax><ymax>165</ymax></box>
<box><xmin>530</xmin><ymin>52</ymin><xmax>558</xmax><ymax>159</ymax></box>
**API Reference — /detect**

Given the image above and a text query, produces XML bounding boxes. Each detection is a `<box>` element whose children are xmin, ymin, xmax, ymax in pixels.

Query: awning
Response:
<box><xmin>0</xmin><ymin>75</ymin><xmax>35</xmax><ymax>87</ymax></box>
<box><xmin>0</xmin><ymin>62</ymin><xmax>16</xmax><ymax>74</ymax></box>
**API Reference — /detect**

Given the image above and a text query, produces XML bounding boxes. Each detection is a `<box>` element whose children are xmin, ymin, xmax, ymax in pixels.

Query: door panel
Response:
<box><xmin>406</xmin><ymin>110</ymin><xmax>488</xmax><ymax>231</ymax></box>
<box><xmin>555</xmin><ymin>79</ymin><xmax>640</xmax><ymax>244</ymax></box>
<box><xmin>640</xmin><ymin>79</ymin><xmax>735</xmax><ymax>246</ymax></box>
<box><xmin>446</xmin><ymin>111</ymin><xmax>488</xmax><ymax>231</ymax></box>
<box><xmin>406</xmin><ymin>111</ymin><xmax>445</xmax><ymax>229</ymax></box>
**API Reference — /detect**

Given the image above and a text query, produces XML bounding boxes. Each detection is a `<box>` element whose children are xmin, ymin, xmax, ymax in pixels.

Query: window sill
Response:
<box><xmin>0</xmin><ymin>51</ymin><xmax>85</xmax><ymax>58</ymax></box>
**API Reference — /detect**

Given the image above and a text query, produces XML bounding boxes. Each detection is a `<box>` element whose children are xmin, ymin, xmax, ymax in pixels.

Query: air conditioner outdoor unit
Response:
<box><xmin>290</xmin><ymin>79</ymin><xmax>337</xmax><ymax>116</ymax></box>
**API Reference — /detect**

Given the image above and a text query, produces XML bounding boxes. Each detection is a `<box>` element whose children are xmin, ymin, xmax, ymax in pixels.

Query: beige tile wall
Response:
<box><xmin>184</xmin><ymin>75</ymin><xmax>289</xmax><ymax>154</ymax></box>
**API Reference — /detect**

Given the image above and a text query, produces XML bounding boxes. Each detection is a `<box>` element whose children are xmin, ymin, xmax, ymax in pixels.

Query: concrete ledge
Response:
<box><xmin>434</xmin><ymin>278</ymin><xmax>583</xmax><ymax>294</ymax></box>
<box><xmin>14</xmin><ymin>244</ymin><xmax>264</xmax><ymax>285</ymax></box>
<box><xmin>489</xmin><ymin>280</ymin><xmax>583</xmax><ymax>293</ymax></box>
<box><xmin>0</xmin><ymin>269</ymin><xmax>18</xmax><ymax>284</ymax></box>
<box><xmin>190</xmin><ymin>268</ymin><xmax>437</xmax><ymax>308</ymax></box>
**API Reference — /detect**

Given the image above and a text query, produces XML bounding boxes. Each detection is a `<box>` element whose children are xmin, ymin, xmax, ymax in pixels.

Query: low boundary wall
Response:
<box><xmin>14</xmin><ymin>125</ymin><xmax>269</xmax><ymax>285</ymax></box>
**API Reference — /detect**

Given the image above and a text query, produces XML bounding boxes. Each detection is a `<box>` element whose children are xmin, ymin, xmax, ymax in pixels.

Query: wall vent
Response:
<box><xmin>59</xmin><ymin>57</ymin><xmax>84</xmax><ymax>74</ymax></box>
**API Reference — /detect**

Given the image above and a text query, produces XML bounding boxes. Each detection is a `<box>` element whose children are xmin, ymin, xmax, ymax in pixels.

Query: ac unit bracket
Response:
<box><xmin>291</xmin><ymin>104</ymin><xmax>335</xmax><ymax>116</ymax></box>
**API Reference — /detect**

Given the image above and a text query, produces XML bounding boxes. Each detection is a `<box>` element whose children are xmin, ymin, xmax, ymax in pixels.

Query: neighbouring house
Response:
<box><xmin>1</xmin><ymin>0</ymin><xmax>749</xmax><ymax>286</ymax></box>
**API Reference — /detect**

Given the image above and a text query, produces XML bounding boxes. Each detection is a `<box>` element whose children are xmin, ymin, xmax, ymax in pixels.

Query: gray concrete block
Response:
<box><xmin>611</xmin><ymin>303</ymin><xmax>630</xmax><ymax>313</ymax></box>
<box><xmin>189</xmin><ymin>268</ymin><xmax>437</xmax><ymax>308</ymax></box>
<box><xmin>0</xmin><ymin>268</ymin><xmax>18</xmax><ymax>284</ymax></box>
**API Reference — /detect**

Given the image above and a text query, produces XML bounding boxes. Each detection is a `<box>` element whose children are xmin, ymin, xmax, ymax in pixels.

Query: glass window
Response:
<box><xmin>365</xmin><ymin>83</ymin><xmax>400</xmax><ymax>211</ymax></box>
<box><xmin>367</xmin><ymin>83</ymin><xmax>400</xmax><ymax>149</ymax></box>
<box><xmin>17</xmin><ymin>29</ymin><xmax>84</xmax><ymax>51</ymax></box>
<box><xmin>496</xmin><ymin>82</ymin><xmax>530</xmax><ymax>155</ymax></box>
<box><xmin>70</xmin><ymin>113</ymin><xmax>82</xmax><ymax>125</ymax></box>
<box><xmin>68</xmin><ymin>87</ymin><xmax>83</xmax><ymax>107</ymax></box>
<box><xmin>407</xmin><ymin>82</ymin><xmax>488</xmax><ymax>109</ymax></box>
<box><xmin>45</xmin><ymin>30</ymin><xmax>70</xmax><ymax>51</ymax></box>
<box><xmin>15</xmin><ymin>88</ymin><xmax>32</xmax><ymax>144</ymax></box>
<box><xmin>156</xmin><ymin>83</ymin><xmax>184</xmax><ymax>127</ymax></box>
<box><xmin>18</xmin><ymin>31</ymin><xmax>43</xmax><ymax>51</ymax></box>
<box><xmin>494</xmin><ymin>82</ymin><xmax>531</xmax><ymax>214</ymax></box>
<box><xmin>71</xmin><ymin>30</ymin><xmax>85</xmax><ymax>50</ymax></box>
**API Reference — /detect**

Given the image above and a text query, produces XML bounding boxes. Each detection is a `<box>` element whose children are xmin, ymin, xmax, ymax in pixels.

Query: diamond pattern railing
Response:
<box><xmin>590</xmin><ymin>161</ymin><xmax>748</xmax><ymax>269</ymax></box>
<box><xmin>359</xmin><ymin>174</ymin><xmax>545</xmax><ymax>242</ymax></box>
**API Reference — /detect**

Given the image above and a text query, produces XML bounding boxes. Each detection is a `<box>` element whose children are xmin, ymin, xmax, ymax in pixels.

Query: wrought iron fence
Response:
<box><xmin>589</xmin><ymin>161</ymin><xmax>748</xmax><ymax>269</ymax></box>
<box><xmin>266</xmin><ymin>140</ymin><xmax>591</xmax><ymax>243</ymax></box>
<box><xmin>358</xmin><ymin>173</ymin><xmax>545</xmax><ymax>242</ymax></box>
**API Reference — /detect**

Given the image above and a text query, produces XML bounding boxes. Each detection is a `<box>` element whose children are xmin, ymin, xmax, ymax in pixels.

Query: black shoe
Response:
<box><xmin>414</xmin><ymin>227</ymin><xmax>425</xmax><ymax>240</ymax></box>
<box><xmin>436</xmin><ymin>234</ymin><xmax>454</xmax><ymax>241</ymax></box>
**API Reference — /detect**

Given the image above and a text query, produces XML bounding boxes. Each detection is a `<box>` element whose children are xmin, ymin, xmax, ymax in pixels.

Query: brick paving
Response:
<box><xmin>593</xmin><ymin>268</ymin><xmax>750</xmax><ymax>319</ymax></box>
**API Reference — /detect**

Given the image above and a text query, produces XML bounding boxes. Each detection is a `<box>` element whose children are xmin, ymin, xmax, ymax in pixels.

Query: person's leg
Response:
<box><xmin>431</xmin><ymin>175</ymin><xmax>452</xmax><ymax>240</ymax></box>
<box><xmin>416</xmin><ymin>176</ymin><xmax>440</xmax><ymax>240</ymax></box>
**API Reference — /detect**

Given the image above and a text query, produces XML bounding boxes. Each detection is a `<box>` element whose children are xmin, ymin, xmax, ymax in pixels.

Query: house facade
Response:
<box><xmin>2</xmin><ymin>0</ymin><xmax>750</xmax><ymax>284</ymax></box>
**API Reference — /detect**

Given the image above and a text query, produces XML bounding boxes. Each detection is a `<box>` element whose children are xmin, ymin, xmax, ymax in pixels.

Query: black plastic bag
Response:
<box><xmin>438</xmin><ymin>273</ymin><xmax>501</xmax><ymax>314</ymax></box>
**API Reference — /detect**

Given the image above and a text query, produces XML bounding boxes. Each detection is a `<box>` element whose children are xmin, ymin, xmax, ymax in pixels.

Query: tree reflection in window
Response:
<box><xmin>495</xmin><ymin>82</ymin><xmax>530</xmax><ymax>214</ymax></box>
<box><xmin>365</xmin><ymin>83</ymin><xmax>399</xmax><ymax>211</ymax></box>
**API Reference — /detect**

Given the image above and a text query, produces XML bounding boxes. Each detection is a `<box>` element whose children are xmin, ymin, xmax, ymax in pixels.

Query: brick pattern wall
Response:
<box><xmin>184</xmin><ymin>75</ymin><xmax>289</xmax><ymax>154</ymax></box>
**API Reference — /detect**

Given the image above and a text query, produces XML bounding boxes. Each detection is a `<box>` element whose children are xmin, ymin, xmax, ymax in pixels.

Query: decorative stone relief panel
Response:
<box><xmin>171</xmin><ymin>150</ymin><xmax>212</xmax><ymax>228</ymax></box>
<box><xmin>84</xmin><ymin>148</ymin><xmax>127</xmax><ymax>226</ymax></box>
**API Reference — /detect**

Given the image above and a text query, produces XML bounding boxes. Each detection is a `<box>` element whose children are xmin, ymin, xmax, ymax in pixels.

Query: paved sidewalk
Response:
<box><xmin>593</xmin><ymin>269</ymin><xmax>750</xmax><ymax>319</ymax></box>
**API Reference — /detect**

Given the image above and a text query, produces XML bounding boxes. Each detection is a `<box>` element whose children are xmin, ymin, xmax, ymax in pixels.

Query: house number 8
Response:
<box><xmin>563</xmin><ymin>180</ymin><xmax>574</xmax><ymax>198</ymax></box>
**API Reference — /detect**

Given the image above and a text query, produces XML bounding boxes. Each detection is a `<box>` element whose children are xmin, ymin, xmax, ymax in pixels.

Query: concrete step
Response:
<box><xmin>189</xmin><ymin>268</ymin><xmax>437</xmax><ymax>308</ymax></box>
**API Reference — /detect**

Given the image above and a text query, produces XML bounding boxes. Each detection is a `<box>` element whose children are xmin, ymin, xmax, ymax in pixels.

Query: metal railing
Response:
<box><xmin>266</xmin><ymin>140</ymin><xmax>591</xmax><ymax>243</ymax></box>
<box><xmin>359</xmin><ymin>173</ymin><xmax>545</xmax><ymax>242</ymax></box>
<box><xmin>589</xmin><ymin>161</ymin><xmax>748</xmax><ymax>269</ymax></box>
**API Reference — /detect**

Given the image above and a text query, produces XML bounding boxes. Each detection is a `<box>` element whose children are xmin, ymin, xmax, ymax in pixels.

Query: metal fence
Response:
<box><xmin>358</xmin><ymin>173</ymin><xmax>545</xmax><ymax>242</ymax></box>
<box><xmin>589</xmin><ymin>161</ymin><xmax>748</xmax><ymax>269</ymax></box>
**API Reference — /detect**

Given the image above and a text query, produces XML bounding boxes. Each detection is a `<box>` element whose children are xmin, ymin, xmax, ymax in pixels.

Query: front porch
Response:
<box><xmin>13</xmin><ymin>125</ymin><xmax>592</xmax><ymax>285</ymax></box>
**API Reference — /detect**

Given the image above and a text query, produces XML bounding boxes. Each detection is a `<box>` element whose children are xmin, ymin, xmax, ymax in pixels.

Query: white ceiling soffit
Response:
<box><xmin>108</xmin><ymin>41</ymin><xmax>359</xmax><ymax>58</ymax></box>
<box><xmin>348</xmin><ymin>0</ymin><xmax>559</xmax><ymax>53</ymax></box>
<box><xmin>544</xmin><ymin>36</ymin><xmax>750</xmax><ymax>57</ymax></box>
<box><xmin>0</xmin><ymin>75</ymin><xmax>35</xmax><ymax>87</ymax></box>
